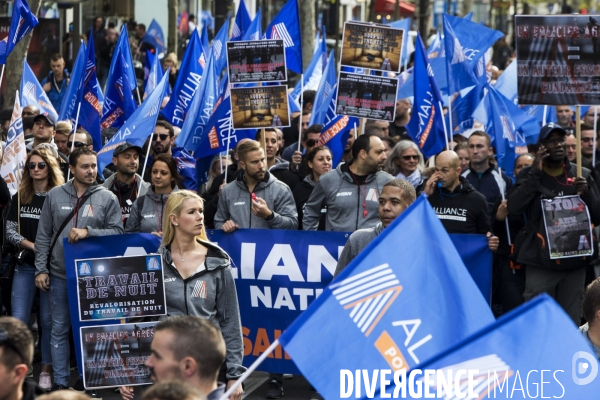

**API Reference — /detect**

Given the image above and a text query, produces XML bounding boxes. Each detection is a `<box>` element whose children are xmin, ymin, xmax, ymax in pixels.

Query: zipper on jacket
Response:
<box><xmin>249</xmin><ymin>191</ymin><xmax>252</xmax><ymax>228</ymax></box>
<box><xmin>356</xmin><ymin>184</ymin><xmax>360</xmax><ymax>231</ymax></box>
<box><xmin>183</xmin><ymin>280</ymin><xmax>189</xmax><ymax>315</ymax></box>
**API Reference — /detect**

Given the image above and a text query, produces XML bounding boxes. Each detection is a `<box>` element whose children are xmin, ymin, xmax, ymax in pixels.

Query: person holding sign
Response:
<box><xmin>159</xmin><ymin>191</ymin><xmax>245</xmax><ymax>400</ymax></box>
<box><xmin>508</xmin><ymin>123</ymin><xmax>600</xmax><ymax>324</ymax></box>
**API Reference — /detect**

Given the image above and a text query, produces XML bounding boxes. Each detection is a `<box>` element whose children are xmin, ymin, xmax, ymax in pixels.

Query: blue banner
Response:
<box><xmin>0</xmin><ymin>0</ymin><xmax>38</xmax><ymax>64</ymax></box>
<box><xmin>64</xmin><ymin>234</ymin><xmax>162</xmax><ymax>376</ymax></box>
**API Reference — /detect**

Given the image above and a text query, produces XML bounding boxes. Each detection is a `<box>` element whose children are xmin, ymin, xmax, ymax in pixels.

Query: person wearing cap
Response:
<box><xmin>103</xmin><ymin>143</ymin><xmax>150</xmax><ymax>226</ymax></box>
<box><xmin>508</xmin><ymin>123</ymin><xmax>600</xmax><ymax>324</ymax></box>
<box><xmin>31</xmin><ymin>114</ymin><xmax>56</xmax><ymax>149</ymax></box>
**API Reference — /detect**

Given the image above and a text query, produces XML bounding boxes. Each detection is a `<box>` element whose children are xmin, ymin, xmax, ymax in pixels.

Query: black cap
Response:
<box><xmin>32</xmin><ymin>113</ymin><xmax>57</xmax><ymax>127</ymax></box>
<box><xmin>0</xmin><ymin>108</ymin><xmax>12</xmax><ymax>122</ymax></box>
<box><xmin>538</xmin><ymin>123</ymin><xmax>567</xmax><ymax>143</ymax></box>
<box><xmin>113</xmin><ymin>142</ymin><xmax>143</xmax><ymax>157</ymax></box>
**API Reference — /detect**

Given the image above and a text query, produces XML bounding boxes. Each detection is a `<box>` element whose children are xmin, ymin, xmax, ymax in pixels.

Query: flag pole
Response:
<box><xmin>219</xmin><ymin>339</ymin><xmax>281</xmax><ymax>400</ymax></box>
<box><xmin>576</xmin><ymin>106</ymin><xmax>582</xmax><ymax>178</ymax></box>
<box><xmin>140</xmin><ymin>135</ymin><xmax>153</xmax><ymax>183</ymax></box>
<box><xmin>447</xmin><ymin>96</ymin><xmax>454</xmax><ymax>143</ymax></box>
<box><xmin>439</xmin><ymin>100</ymin><xmax>449</xmax><ymax>150</ymax></box>
<box><xmin>0</xmin><ymin>64</ymin><xmax>6</xmax><ymax>92</ymax></box>
<box><xmin>67</xmin><ymin>102</ymin><xmax>82</xmax><ymax>181</ymax></box>
<box><xmin>593</xmin><ymin>107</ymin><xmax>598</xmax><ymax>166</ymax></box>
<box><xmin>542</xmin><ymin>105</ymin><xmax>548</xmax><ymax>125</ymax></box>
<box><xmin>353</xmin><ymin>122</ymin><xmax>358</xmax><ymax>139</ymax></box>
<box><xmin>135</xmin><ymin>86</ymin><xmax>142</xmax><ymax>105</ymax></box>
<box><xmin>297</xmin><ymin>74</ymin><xmax>304</xmax><ymax>152</ymax></box>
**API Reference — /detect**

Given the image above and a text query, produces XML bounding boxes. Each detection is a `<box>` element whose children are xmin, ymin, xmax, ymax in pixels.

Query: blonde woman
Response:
<box><xmin>159</xmin><ymin>190</ymin><xmax>245</xmax><ymax>400</ymax></box>
<box><xmin>7</xmin><ymin>148</ymin><xmax>65</xmax><ymax>390</ymax></box>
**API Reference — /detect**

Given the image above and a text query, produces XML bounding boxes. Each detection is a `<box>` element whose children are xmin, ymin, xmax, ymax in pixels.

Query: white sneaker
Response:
<box><xmin>39</xmin><ymin>372</ymin><xmax>52</xmax><ymax>391</ymax></box>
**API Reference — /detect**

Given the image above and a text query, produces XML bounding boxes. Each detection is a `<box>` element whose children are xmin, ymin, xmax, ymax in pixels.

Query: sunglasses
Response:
<box><xmin>27</xmin><ymin>162</ymin><xmax>47</xmax><ymax>170</ymax></box>
<box><xmin>306</xmin><ymin>139</ymin><xmax>318</xmax><ymax>147</ymax></box>
<box><xmin>402</xmin><ymin>155</ymin><xmax>419</xmax><ymax>160</ymax></box>
<box><xmin>0</xmin><ymin>328</ymin><xmax>26</xmax><ymax>366</ymax></box>
<box><xmin>68</xmin><ymin>141</ymin><xmax>87</xmax><ymax>148</ymax></box>
<box><xmin>152</xmin><ymin>133</ymin><xmax>171</xmax><ymax>141</ymax></box>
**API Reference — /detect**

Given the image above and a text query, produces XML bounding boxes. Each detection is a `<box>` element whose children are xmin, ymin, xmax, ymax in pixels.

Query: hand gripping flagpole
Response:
<box><xmin>219</xmin><ymin>339</ymin><xmax>281</xmax><ymax>400</ymax></box>
<box><xmin>66</xmin><ymin>102</ymin><xmax>82</xmax><ymax>181</ymax></box>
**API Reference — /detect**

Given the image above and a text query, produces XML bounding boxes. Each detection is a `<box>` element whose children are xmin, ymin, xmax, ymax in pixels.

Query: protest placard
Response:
<box><xmin>340</xmin><ymin>22</ymin><xmax>404</xmax><ymax>73</ymax></box>
<box><xmin>515</xmin><ymin>15</ymin><xmax>600</xmax><ymax>105</ymax></box>
<box><xmin>541</xmin><ymin>195</ymin><xmax>594</xmax><ymax>259</ymax></box>
<box><xmin>81</xmin><ymin>322</ymin><xmax>157</xmax><ymax>389</ymax></box>
<box><xmin>335</xmin><ymin>71</ymin><xmax>397</xmax><ymax>121</ymax></box>
<box><xmin>230</xmin><ymin>85</ymin><xmax>290</xmax><ymax>129</ymax></box>
<box><xmin>226</xmin><ymin>40</ymin><xmax>287</xmax><ymax>83</ymax></box>
<box><xmin>75</xmin><ymin>254</ymin><xmax>167</xmax><ymax>322</ymax></box>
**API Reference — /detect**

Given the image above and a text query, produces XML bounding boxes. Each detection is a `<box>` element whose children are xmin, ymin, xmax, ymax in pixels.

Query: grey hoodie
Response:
<box><xmin>334</xmin><ymin>222</ymin><xmax>384</xmax><ymax>277</ymax></box>
<box><xmin>159</xmin><ymin>240</ymin><xmax>246</xmax><ymax>379</ymax></box>
<box><xmin>214</xmin><ymin>171</ymin><xmax>297</xmax><ymax>230</ymax></box>
<box><xmin>125</xmin><ymin>186</ymin><xmax>179</xmax><ymax>233</ymax></box>
<box><xmin>303</xmin><ymin>162</ymin><xmax>394</xmax><ymax>231</ymax></box>
<box><xmin>35</xmin><ymin>181</ymin><xmax>124</xmax><ymax>279</ymax></box>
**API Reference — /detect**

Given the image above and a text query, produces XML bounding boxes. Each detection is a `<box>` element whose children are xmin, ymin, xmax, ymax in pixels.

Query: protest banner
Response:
<box><xmin>541</xmin><ymin>195</ymin><xmax>593</xmax><ymax>259</ymax></box>
<box><xmin>75</xmin><ymin>254</ymin><xmax>167</xmax><ymax>322</ymax></box>
<box><xmin>209</xmin><ymin>229</ymin><xmax>492</xmax><ymax>374</ymax></box>
<box><xmin>81</xmin><ymin>322</ymin><xmax>157</xmax><ymax>389</ymax></box>
<box><xmin>226</xmin><ymin>40</ymin><xmax>287</xmax><ymax>83</ymax></box>
<box><xmin>336</xmin><ymin>71</ymin><xmax>397</xmax><ymax>121</ymax></box>
<box><xmin>230</xmin><ymin>85</ymin><xmax>290</xmax><ymax>129</ymax></box>
<box><xmin>64</xmin><ymin>234</ymin><xmax>162</xmax><ymax>376</ymax></box>
<box><xmin>340</xmin><ymin>22</ymin><xmax>404</xmax><ymax>72</ymax></box>
<box><xmin>515</xmin><ymin>15</ymin><xmax>600</xmax><ymax>105</ymax></box>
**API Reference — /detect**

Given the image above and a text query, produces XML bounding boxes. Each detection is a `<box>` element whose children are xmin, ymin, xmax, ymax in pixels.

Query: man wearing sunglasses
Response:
<box><xmin>67</xmin><ymin>131</ymin><xmax>93</xmax><ymax>151</ymax></box>
<box><xmin>287</xmin><ymin>124</ymin><xmax>321</xmax><ymax>179</ymax></box>
<box><xmin>461</xmin><ymin>131</ymin><xmax>512</xmax><ymax>215</ymax></box>
<box><xmin>143</xmin><ymin>120</ymin><xmax>198</xmax><ymax>191</ymax></box>
<box><xmin>0</xmin><ymin>316</ymin><xmax>45</xmax><ymax>400</ymax></box>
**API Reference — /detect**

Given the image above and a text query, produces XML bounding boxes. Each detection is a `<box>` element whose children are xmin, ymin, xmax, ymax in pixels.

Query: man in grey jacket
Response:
<box><xmin>334</xmin><ymin>179</ymin><xmax>416</xmax><ymax>277</ymax></box>
<box><xmin>303</xmin><ymin>134</ymin><xmax>394</xmax><ymax>231</ymax></box>
<box><xmin>215</xmin><ymin>140</ymin><xmax>297</xmax><ymax>232</ymax></box>
<box><xmin>103</xmin><ymin>143</ymin><xmax>150</xmax><ymax>226</ymax></box>
<box><xmin>34</xmin><ymin>147</ymin><xmax>124</xmax><ymax>390</ymax></box>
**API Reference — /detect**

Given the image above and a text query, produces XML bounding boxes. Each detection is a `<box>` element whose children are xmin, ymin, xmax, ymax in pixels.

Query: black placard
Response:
<box><xmin>341</xmin><ymin>22</ymin><xmax>404</xmax><ymax>73</ymax></box>
<box><xmin>226</xmin><ymin>40</ymin><xmax>287</xmax><ymax>83</ymax></box>
<box><xmin>230</xmin><ymin>85</ymin><xmax>290</xmax><ymax>129</ymax></box>
<box><xmin>335</xmin><ymin>72</ymin><xmax>398</xmax><ymax>121</ymax></box>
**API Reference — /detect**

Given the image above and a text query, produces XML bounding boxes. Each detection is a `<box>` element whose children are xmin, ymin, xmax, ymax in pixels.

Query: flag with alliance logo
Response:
<box><xmin>231</xmin><ymin>0</ymin><xmax>252</xmax><ymax>41</ymax></box>
<box><xmin>278</xmin><ymin>195</ymin><xmax>494</xmax><ymax>399</ymax></box>
<box><xmin>265</xmin><ymin>0</ymin><xmax>302</xmax><ymax>74</ymax></box>
<box><xmin>20</xmin><ymin>59</ymin><xmax>57</xmax><ymax>121</ymax></box>
<box><xmin>0</xmin><ymin>0</ymin><xmax>38</xmax><ymax>64</ymax></box>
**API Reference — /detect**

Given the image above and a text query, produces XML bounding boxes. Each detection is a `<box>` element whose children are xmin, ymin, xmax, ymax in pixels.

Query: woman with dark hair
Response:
<box><xmin>125</xmin><ymin>154</ymin><xmax>181</xmax><ymax>234</ymax></box>
<box><xmin>7</xmin><ymin>148</ymin><xmax>65</xmax><ymax>390</ymax></box>
<box><xmin>292</xmin><ymin>146</ymin><xmax>332</xmax><ymax>230</ymax></box>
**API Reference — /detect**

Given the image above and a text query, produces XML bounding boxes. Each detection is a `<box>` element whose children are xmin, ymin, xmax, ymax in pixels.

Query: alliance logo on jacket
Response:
<box><xmin>366</xmin><ymin>188</ymin><xmax>379</xmax><ymax>202</ymax></box>
<box><xmin>191</xmin><ymin>280</ymin><xmax>208</xmax><ymax>299</ymax></box>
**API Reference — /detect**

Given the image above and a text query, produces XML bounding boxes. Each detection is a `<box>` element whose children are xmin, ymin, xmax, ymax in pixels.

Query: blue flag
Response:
<box><xmin>144</xmin><ymin>49</ymin><xmax>154</xmax><ymax>86</ymax></box>
<box><xmin>144</xmin><ymin>50</ymin><xmax>165</xmax><ymax>97</ymax></box>
<box><xmin>388</xmin><ymin>18</ymin><xmax>411</xmax><ymax>67</ymax></box>
<box><xmin>59</xmin><ymin>41</ymin><xmax>86</xmax><ymax>122</ymax></box>
<box><xmin>97</xmin><ymin>69</ymin><xmax>169</xmax><ymax>173</ymax></box>
<box><xmin>78</xmin><ymin>33</ymin><xmax>102</xmax><ymax>151</ymax></box>
<box><xmin>108</xmin><ymin>24</ymin><xmax>137</xmax><ymax>92</ymax></box>
<box><xmin>160</xmin><ymin>28</ymin><xmax>205</xmax><ymax>127</ymax></box>
<box><xmin>319</xmin><ymin>115</ymin><xmax>358</xmax><ymax>168</ymax></box>
<box><xmin>443</xmin><ymin>14</ymin><xmax>479</xmax><ymax>96</ymax></box>
<box><xmin>231</xmin><ymin>0</ymin><xmax>252</xmax><ymax>41</ymax></box>
<box><xmin>410</xmin><ymin>295</ymin><xmax>600</xmax><ymax>399</ymax></box>
<box><xmin>242</xmin><ymin>8</ymin><xmax>262</xmax><ymax>41</ymax></box>
<box><xmin>212</xmin><ymin>18</ymin><xmax>230</xmax><ymax>76</ymax></box>
<box><xmin>20</xmin><ymin>59</ymin><xmax>57</xmax><ymax>121</ymax></box>
<box><xmin>405</xmin><ymin>34</ymin><xmax>446</xmax><ymax>158</ymax></box>
<box><xmin>397</xmin><ymin>55</ymin><xmax>448</xmax><ymax>99</ymax></box>
<box><xmin>176</xmin><ymin>50</ymin><xmax>218</xmax><ymax>151</ymax></box>
<box><xmin>278</xmin><ymin>195</ymin><xmax>494</xmax><ymax>399</ymax></box>
<box><xmin>142</xmin><ymin>19</ymin><xmax>166</xmax><ymax>58</ymax></box>
<box><xmin>427</xmin><ymin>31</ymin><xmax>443</xmax><ymax>58</ymax></box>
<box><xmin>290</xmin><ymin>26</ymin><xmax>327</xmax><ymax>103</ymax></box>
<box><xmin>101</xmin><ymin>53</ymin><xmax>137</xmax><ymax>131</ymax></box>
<box><xmin>265</xmin><ymin>0</ymin><xmax>303</xmax><ymax>74</ymax></box>
<box><xmin>309</xmin><ymin>50</ymin><xmax>336</xmax><ymax>126</ymax></box>
<box><xmin>0</xmin><ymin>0</ymin><xmax>38</xmax><ymax>64</ymax></box>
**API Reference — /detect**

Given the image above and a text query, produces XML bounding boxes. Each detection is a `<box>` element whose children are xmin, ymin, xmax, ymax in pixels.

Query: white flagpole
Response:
<box><xmin>224</xmin><ymin>126</ymin><xmax>233</xmax><ymax>184</ymax></box>
<box><xmin>136</xmin><ymin>86</ymin><xmax>142</xmax><ymax>105</ymax></box>
<box><xmin>542</xmin><ymin>105</ymin><xmax>548</xmax><ymax>126</ymax></box>
<box><xmin>297</xmin><ymin>74</ymin><xmax>304</xmax><ymax>152</ymax></box>
<box><xmin>498</xmin><ymin>167</ymin><xmax>513</xmax><ymax>271</ymax></box>
<box><xmin>447</xmin><ymin>97</ymin><xmax>454</xmax><ymax>144</ymax></box>
<box><xmin>0</xmin><ymin>65</ymin><xmax>6</xmax><ymax>91</ymax></box>
<box><xmin>439</xmin><ymin>101</ymin><xmax>449</xmax><ymax>150</ymax></box>
<box><xmin>140</xmin><ymin>135</ymin><xmax>153</xmax><ymax>182</ymax></box>
<box><xmin>593</xmin><ymin>107</ymin><xmax>598</xmax><ymax>166</ymax></box>
<box><xmin>66</xmin><ymin>102</ymin><xmax>82</xmax><ymax>181</ymax></box>
<box><xmin>353</xmin><ymin>122</ymin><xmax>358</xmax><ymax>139</ymax></box>
<box><xmin>219</xmin><ymin>339</ymin><xmax>280</xmax><ymax>400</ymax></box>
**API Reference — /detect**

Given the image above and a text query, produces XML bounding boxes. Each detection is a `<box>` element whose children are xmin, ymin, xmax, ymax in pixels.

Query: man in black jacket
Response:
<box><xmin>508</xmin><ymin>123</ymin><xmax>600</xmax><ymax>324</ymax></box>
<box><xmin>425</xmin><ymin>150</ymin><xmax>499</xmax><ymax>251</ymax></box>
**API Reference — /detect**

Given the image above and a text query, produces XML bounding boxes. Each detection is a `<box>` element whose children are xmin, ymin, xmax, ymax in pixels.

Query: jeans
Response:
<box><xmin>49</xmin><ymin>275</ymin><xmax>71</xmax><ymax>386</ymax></box>
<box><xmin>11</xmin><ymin>262</ymin><xmax>52</xmax><ymax>365</ymax></box>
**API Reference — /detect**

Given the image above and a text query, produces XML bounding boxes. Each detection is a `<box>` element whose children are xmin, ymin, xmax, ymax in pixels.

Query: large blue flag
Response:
<box><xmin>97</xmin><ymin>70</ymin><xmax>169</xmax><ymax>172</ymax></box>
<box><xmin>290</xmin><ymin>26</ymin><xmax>327</xmax><ymax>103</ymax></box>
<box><xmin>59</xmin><ymin>41</ymin><xmax>86</xmax><ymax>122</ymax></box>
<box><xmin>141</xmin><ymin>19</ymin><xmax>166</xmax><ymax>58</ymax></box>
<box><xmin>160</xmin><ymin>28</ymin><xmax>205</xmax><ymax>127</ymax></box>
<box><xmin>405</xmin><ymin>34</ymin><xmax>446</xmax><ymax>158</ymax></box>
<box><xmin>309</xmin><ymin>50</ymin><xmax>336</xmax><ymax>126</ymax></box>
<box><xmin>101</xmin><ymin>53</ymin><xmax>137</xmax><ymax>130</ymax></box>
<box><xmin>231</xmin><ymin>0</ymin><xmax>252</xmax><ymax>41</ymax></box>
<box><xmin>176</xmin><ymin>50</ymin><xmax>218</xmax><ymax>151</ymax></box>
<box><xmin>278</xmin><ymin>195</ymin><xmax>494</xmax><ymax>399</ymax></box>
<box><xmin>0</xmin><ymin>0</ymin><xmax>38</xmax><ymax>64</ymax></box>
<box><xmin>78</xmin><ymin>33</ymin><xmax>102</xmax><ymax>151</ymax></box>
<box><xmin>443</xmin><ymin>14</ymin><xmax>479</xmax><ymax>96</ymax></box>
<box><xmin>108</xmin><ymin>24</ymin><xmax>137</xmax><ymax>92</ymax></box>
<box><xmin>265</xmin><ymin>0</ymin><xmax>303</xmax><ymax>74</ymax></box>
<box><xmin>397</xmin><ymin>55</ymin><xmax>448</xmax><ymax>99</ymax></box>
<box><xmin>144</xmin><ymin>50</ymin><xmax>165</xmax><ymax>97</ymax></box>
<box><xmin>20</xmin><ymin>59</ymin><xmax>57</xmax><ymax>121</ymax></box>
<box><xmin>319</xmin><ymin>115</ymin><xmax>358</xmax><ymax>168</ymax></box>
<box><xmin>143</xmin><ymin>49</ymin><xmax>154</xmax><ymax>86</ymax></box>
<box><xmin>212</xmin><ymin>18</ymin><xmax>230</xmax><ymax>75</ymax></box>
<box><xmin>242</xmin><ymin>8</ymin><xmax>262</xmax><ymax>41</ymax></box>
<box><xmin>388</xmin><ymin>18</ymin><xmax>411</xmax><ymax>67</ymax></box>
<box><xmin>407</xmin><ymin>295</ymin><xmax>600</xmax><ymax>399</ymax></box>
